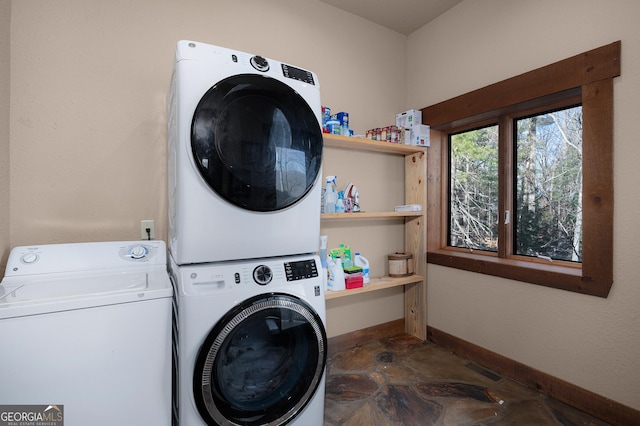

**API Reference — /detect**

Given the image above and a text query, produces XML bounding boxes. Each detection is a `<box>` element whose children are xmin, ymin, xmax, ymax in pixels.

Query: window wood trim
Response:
<box><xmin>424</xmin><ymin>42</ymin><xmax>619</xmax><ymax>297</ymax></box>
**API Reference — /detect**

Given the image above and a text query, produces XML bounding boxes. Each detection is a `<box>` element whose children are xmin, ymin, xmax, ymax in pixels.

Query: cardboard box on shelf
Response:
<box><xmin>411</xmin><ymin>124</ymin><xmax>430</xmax><ymax>147</ymax></box>
<box><xmin>396</xmin><ymin>109</ymin><xmax>422</xmax><ymax>129</ymax></box>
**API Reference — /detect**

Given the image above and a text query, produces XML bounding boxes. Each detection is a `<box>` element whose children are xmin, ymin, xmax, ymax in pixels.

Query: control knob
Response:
<box><xmin>250</xmin><ymin>55</ymin><xmax>270</xmax><ymax>72</ymax></box>
<box><xmin>253</xmin><ymin>265</ymin><xmax>273</xmax><ymax>285</ymax></box>
<box><xmin>20</xmin><ymin>253</ymin><xmax>39</xmax><ymax>264</ymax></box>
<box><xmin>129</xmin><ymin>245</ymin><xmax>148</xmax><ymax>260</ymax></box>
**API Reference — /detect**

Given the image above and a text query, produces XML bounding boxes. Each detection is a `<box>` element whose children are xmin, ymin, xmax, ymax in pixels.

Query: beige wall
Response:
<box><xmin>0</xmin><ymin>1</ymin><xmax>9</xmax><ymax>271</ymax></box>
<box><xmin>6</xmin><ymin>0</ymin><xmax>396</xmax><ymax>249</ymax></box>
<box><xmin>408</xmin><ymin>0</ymin><xmax>640</xmax><ymax>410</ymax></box>
<box><xmin>5</xmin><ymin>1</ymin><xmax>408</xmax><ymax>334</ymax></box>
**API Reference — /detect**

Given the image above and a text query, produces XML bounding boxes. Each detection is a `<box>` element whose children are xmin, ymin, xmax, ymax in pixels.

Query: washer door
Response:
<box><xmin>191</xmin><ymin>74</ymin><xmax>323</xmax><ymax>212</ymax></box>
<box><xmin>193</xmin><ymin>293</ymin><xmax>327</xmax><ymax>426</ymax></box>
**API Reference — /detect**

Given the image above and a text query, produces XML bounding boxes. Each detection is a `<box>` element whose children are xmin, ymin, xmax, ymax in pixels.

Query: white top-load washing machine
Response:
<box><xmin>168</xmin><ymin>40</ymin><xmax>324</xmax><ymax>265</ymax></box>
<box><xmin>0</xmin><ymin>241</ymin><xmax>172</xmax><ymax>426</ymax></box>
<box><xmin>170</xmin><ymin>253</ymin><xmax>327</xmax><ymax>426</ymax></box>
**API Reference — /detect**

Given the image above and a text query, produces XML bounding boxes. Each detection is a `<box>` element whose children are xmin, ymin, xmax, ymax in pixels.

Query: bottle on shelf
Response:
<box><xmin>327</xmin><ymin>256</ymin><xmax>345</xmax><ymax>291</ymax></box>
<box><xmin>342</xmin><ymin>244</ymin><xmax>352</xmax><ymax>268</ymax></box>
<box><xmin>354</xmin><ymin>252</ymin><xmax>370</xmax><ymax>284</ymax></box>
<box><xmin>332</xmin><ymin>244</ymin><xmax>352</xmax><ymax>268</ymax></box>
<box><xmin>319</xmin><ymin>235</ymin><xmax>328</xmax><ymax>267</ymax></box>
<box><xmin>335</xmin><ymin>191</ymin><xmax>346</xmax><ymax>213</ymax></box>
<box><xmin>319</xmin><ymin>235</ymin><xmax>328</xmax><ymax>290</ymax></box>
<box><xmin>323</xmin><ymin>176</ymin><xmax>337</xmax><ymax>213</ymax></box>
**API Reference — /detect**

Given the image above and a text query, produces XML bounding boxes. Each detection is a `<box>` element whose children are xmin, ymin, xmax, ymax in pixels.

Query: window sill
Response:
<box><xmin>427</xmin><ymin>249</ymin><xmax>611</xmax><ymax>297</ymax></box>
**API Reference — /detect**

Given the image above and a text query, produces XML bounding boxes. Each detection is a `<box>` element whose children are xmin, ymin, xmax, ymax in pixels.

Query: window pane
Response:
<box><xmin>515</xmin><ymin>105</ymin><xmax>582</xmax><ymax>262</ymax></box>
<box><xmin>449</xmin><ymin>126</ymin><xmax>499</xmax><ymax>251</ymax></box>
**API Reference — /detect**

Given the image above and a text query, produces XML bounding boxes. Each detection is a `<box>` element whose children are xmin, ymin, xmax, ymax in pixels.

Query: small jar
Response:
<box><xmin>390</xmin><ymin>125</ymin><xmax>399</xmax><ymax>143</ymax></box>
<box><xmin>388</xmin><ymin>253</ymin><xmax>414</xmax><ymax>277</ymax></box>
<box><xmin>380</xmin><ymin>127</ymin><xmax>388</xmax><ymax>142</ymax></box>
<box><xmin>366</xmin><ymin>129</ymin><xmax>374</xmax><ymax>140</ymax></box>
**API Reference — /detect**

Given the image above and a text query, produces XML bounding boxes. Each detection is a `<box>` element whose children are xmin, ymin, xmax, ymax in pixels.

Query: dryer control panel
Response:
<box><xmin>281</xmin><ymin>64</ymin><xmax>316</xmax><ymax>85</ymax></box>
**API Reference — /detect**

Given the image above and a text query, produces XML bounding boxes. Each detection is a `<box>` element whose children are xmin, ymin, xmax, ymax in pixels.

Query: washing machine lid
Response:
<box><xmin>191</xmin><ymin>73</ymin><xmax>323</xmax><ymax>212</ymax></box>
<box><xmin>0</xmin><ymin>267</ymin><xmax>172</xmax><ymax>319</ymax></box>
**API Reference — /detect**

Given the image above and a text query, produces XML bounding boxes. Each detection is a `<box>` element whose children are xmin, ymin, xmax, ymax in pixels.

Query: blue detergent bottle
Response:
<box><xmin>335</xmin><ymin>191</ymin><xmax>346</xmax><ymax>213</ymax></box>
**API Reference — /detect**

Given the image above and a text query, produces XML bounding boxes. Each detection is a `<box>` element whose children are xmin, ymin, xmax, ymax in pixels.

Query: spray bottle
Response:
<box><xmin>323</xmin><ymin>176</ymin><xmax>337</xmax><ymax>213</ymax></box>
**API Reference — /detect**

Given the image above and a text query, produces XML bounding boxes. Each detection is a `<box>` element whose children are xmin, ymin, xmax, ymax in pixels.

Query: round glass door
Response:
<box><xmin>193</xmin><ymin>293</ymin><xmax>327</xmax><ymax>426</ymax></box>
<box><xmin>191</xmin><ymin>74</ymin><xmax>323</xmax><ymax>212</ymax></box>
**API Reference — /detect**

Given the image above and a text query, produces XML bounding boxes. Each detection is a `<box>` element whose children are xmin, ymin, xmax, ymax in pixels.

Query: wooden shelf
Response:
<box><xmin>322</xmin><ymin>129</ymin><xmax>428</xmax><ymax>340</ymax></box>
<box><xmin>325</xmin><ymin>274</ymin><xmax>424</xmax><ymax>300</ymax></box>
<box><xmin>321</xmin><ymin>211</ymin><xmax>422</xmax><ymax>220</ymax></box>
<box><xmin>323</xmin><ymin>133</ymin><xmax>426</xmax><ymax>155</ymax></box>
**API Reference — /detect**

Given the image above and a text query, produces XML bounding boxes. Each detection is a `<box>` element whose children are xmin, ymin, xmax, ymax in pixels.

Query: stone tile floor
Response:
<box><xmin>324</xmin><ymin>334</ymin><xmax>609</xmax><ymax>425</ymax></box>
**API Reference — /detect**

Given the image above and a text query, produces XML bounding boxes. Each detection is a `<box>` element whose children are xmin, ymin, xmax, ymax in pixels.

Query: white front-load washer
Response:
<box><xmin>168</xmin><ymin>40</ymin><xmax>324</xmax><ymax>265</ymax></box>
<box><xmin>0</xmin><ymin>241</ymin><xmax>172</xmax><ymax>426</ymax></box>
<box><xmin>169</xmin><ymin>253</ymin><xmax>327</xmax><ymax>426</ymax></box>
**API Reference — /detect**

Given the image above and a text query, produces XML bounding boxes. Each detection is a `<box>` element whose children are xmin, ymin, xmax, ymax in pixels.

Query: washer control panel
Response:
<box><xmin>119</xmin><ymin>244</ymin><xmax>158</xmax><ymax>262</ymax></box>
<box><xmin>4</xmin><ymin>241</ymin><xmax>166</xmax><ymax>277</ymax></box>
<box><xmin>284</xmin><ymin>259</ymin><xmax>319</xmax><ymax>281</ymax></box>
<box><xmin>179</xmin><ymin>255</ymin><xmax>323</xmax><ymax>296</ymax></box>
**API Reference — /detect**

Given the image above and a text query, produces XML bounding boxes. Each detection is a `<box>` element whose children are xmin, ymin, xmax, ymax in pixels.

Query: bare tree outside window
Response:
<box><xmin>515</xmin><ymin>106</ymin><xmax>582</xmax><ymax>262</ymax></box>
<box><xmin>449</xmin><ymin>126</ymin><xmax>499</xmax><ymax>251</ymax></box>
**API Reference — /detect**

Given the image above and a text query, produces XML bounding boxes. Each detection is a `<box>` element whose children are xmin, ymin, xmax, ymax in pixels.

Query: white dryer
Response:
<box><xmin>170</xmin><ymin>253</ymin><xmax>327</xmax><ymax>426</ymax></box>
<box><xmin>0</xmin><ymin>241</ymin><xmax>172</xmax><ymax>426</ymax></box>
<box><xmin>168</xmin><ymin>40</ymin><xmax>324</xmax><ymax>265</ymax></box>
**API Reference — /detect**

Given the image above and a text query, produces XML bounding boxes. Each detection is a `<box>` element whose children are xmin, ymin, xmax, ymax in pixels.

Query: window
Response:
<box><xmin>425</xmin><ymin>42</ymin><xmax>620</xmax><ymax>297</ymax></box>
<box><xmin>449</xmin><ymin>125</ymin><xmax>499</xmax><ymax>252</ymax></box>
<box><xmin>514</xmin><ymin>105</ymin><xmax>583</xmax><ymax>262</ymax></box>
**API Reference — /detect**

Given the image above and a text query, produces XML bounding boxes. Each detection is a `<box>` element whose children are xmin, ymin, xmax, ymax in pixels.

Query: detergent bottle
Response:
<box><xmin>354</xmin><ymin>252</ymin><xmax>370</xmax><ymax>284</ymax></box>
<box><xmin>323</xmin><ymin>176</ymin><xmax>337</xmax><ymax>213</ymax></box>
<box><xmin>327</xmin><ymin>256</ymin><xmax>345</xmax><ymax>291</ymax></box>
<box><xmin>341</xmin><ymin>244</ymin><xmax>353</xmax><ymax>268</ymax></box>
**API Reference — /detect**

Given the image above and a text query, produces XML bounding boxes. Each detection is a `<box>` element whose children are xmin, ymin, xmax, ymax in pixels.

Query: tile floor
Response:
<box><xmin>324</xmin><ymin>334</ymin><xmax>609</xmax><ymax>425</ymax></box>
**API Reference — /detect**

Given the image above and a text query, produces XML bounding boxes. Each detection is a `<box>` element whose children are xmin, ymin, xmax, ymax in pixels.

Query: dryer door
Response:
<box><xmin>193</xmin><ymin>293</ymin><xmax>327</xmax><ymax>426</ymax></box>
<box><xmin>191</xmin><ymin>74</ymin><xmax>323</xmax><ymax>212</ymax></box>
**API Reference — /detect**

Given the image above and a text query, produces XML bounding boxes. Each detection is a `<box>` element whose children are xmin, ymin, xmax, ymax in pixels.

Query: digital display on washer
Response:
<box><xmin>284</xmin><ymin>260</ymin><xmax>318</xmax><ymax>281</ymax></box>
<box><xmin>281</xmin><ymin>64</ymin><xmax>315</xmax><ymax>85</ymax></box>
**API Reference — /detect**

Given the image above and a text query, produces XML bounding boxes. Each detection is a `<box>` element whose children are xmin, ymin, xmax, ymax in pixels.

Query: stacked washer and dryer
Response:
<box><xmin>167</xmin><ymin>41</ymin><xmax>327</xmax><ymax>426</ymax></box>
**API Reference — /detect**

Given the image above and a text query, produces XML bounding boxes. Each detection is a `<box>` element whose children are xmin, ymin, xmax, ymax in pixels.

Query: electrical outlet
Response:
<box><xmin>140</xmin><ymin>220</ymin><xmax>155</xmax><ymax>240</ymax></box>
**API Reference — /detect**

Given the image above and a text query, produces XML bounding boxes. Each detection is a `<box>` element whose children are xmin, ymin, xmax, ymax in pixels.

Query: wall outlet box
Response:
<box><xmin>140</xmin><ymin>220</ymin><xmax>155</xmax><ymax>240</ymax></box>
